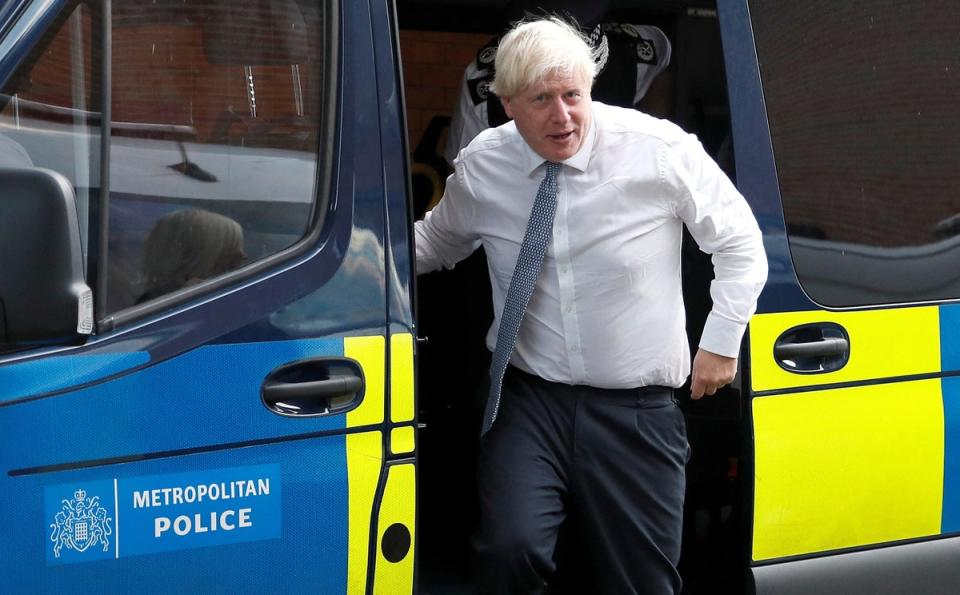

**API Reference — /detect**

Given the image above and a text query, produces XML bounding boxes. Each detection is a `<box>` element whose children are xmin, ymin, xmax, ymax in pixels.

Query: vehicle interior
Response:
<box><xmin>399</xmin><ymin>1</ymin><xmax>751</xmax><ymax>593</ymax></box>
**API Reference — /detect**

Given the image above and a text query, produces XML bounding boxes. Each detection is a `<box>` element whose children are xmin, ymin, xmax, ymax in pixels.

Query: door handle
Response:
<box><xmin>773</xmin><ymin>323</ymin><xmax>850</xmax><ymax>374</ymax></box>
<box><xmin>773</xmin><ymin>337</ymin><xmax>849</xmax><ymax>359</ymax></box>
<box><xmin>261</xmin><ymin>357</ymin><xmax>365</xmax><ymax>416</ymax></box>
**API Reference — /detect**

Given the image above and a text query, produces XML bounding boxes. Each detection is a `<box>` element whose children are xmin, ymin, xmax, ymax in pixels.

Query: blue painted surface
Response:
<box><xmin>941</xmin><ymin>376</ymin><xmax>960</xmax><ymax>534</ymax></box>
<box><xmin>941</xmin><ymin>306</ymin><xmax>960</xmax><ymax>532</ymax></box>
<box><xmin>371</xmin><ymin>0</ymin><xmax>415</xmax><ymax>334</ymax></box>
<box><xmin>11</xmin><ymin>438</ymin><xmax>349</xmax><ymax>594</ymax></box>
<box><xmin>0</xmin><ymin>337</ymin><xmax>357</xmax><ymax>592</ymax></box>
<box><xmin>718</xmin><ymin>0</ymin><xmax>816</xmax><ymax>315</ymax></box>
<box><xmin>1</xmin><ymin>338</ymin><xmax>347</xmax><ymax>469</ymax></box>
<box><xmin>939</xmin><ymin>304</ymin><xmax>960</xmax><ymax>373</ymax></box>
<box><xmin>0</xmin><ymin>351</ymin><xmax>149</xmax><ymax>403</ymax></box>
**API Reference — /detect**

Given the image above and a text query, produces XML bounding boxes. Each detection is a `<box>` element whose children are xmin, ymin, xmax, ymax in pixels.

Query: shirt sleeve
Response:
<box><xmin>660</xmin><ymin>134</ymin><xmax>768</xmax><ymax>358</ymax></box>
<box><xmin>414</xmin><ymin>159</ymin><xmax>482</xmax><ymax>274</ymax></box>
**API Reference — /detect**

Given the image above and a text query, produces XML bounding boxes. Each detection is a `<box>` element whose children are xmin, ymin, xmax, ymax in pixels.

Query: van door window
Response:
<box><xmin>1</xmin><ymin>0</ymin><xmax>327</xmax><ymax>315</ymax></box>
<box><xmin>749</xmin><ymin>0</ymin><xmax>960</xmax><ymax>307</ymax></box>
<box><xmin>107</xmin><ymin>0</ymin><xmax>325</xmax><ymax>311</ymax></box>
<box><xmin>0</xmin><ymin>1</ymin><xmax>101</xmax><ymax>265</ymax></box>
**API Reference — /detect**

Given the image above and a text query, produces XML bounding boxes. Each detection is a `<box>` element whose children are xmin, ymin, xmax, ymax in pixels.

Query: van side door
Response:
<box><xmin>0</xmin><ymin>0</ymin><xmax>414</xmax><ymax>592</ymax></box>
<box><xmin>720</xmin><ymin>0</ymin><xmax>960</xmax><ymax>592</ymax></box>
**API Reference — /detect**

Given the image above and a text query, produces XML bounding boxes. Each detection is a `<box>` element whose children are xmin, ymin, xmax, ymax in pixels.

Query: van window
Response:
<box><xmin>0</xmin><ymin>2</ymin><xmax>100</xmax><ymax>261</ymax></box>
<box><xmin>108</xmin><ymin>0</ymin><xmax>325</xmax><ymax>310</ymax></box>
<box><xmin>0</xmin><ymin>0</ymin><xmax>327</xmax><ymax>313</ymax></box>
<box><xmin>749</xmin><ymin>1</ymin><xmax>960</xmax><ymax>307</ymax></box>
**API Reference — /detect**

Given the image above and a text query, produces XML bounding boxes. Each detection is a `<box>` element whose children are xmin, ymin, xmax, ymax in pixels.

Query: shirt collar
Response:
<box><xmin>519</xmin><ymin>107</ymin><xmax>598</xmax><ymax>176</ymax></box>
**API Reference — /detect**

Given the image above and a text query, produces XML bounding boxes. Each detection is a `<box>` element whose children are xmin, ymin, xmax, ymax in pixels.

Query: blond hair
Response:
<box><xmin>492</xmin><ymin>17</ymin><xmax>607</xmax><ymax>97</ymax></box>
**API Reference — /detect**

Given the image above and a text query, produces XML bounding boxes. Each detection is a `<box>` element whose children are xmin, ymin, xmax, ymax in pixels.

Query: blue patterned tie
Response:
<box><xmin>483</xmin><ymin>161</ymin><xmax>561</xmax><ymax>435</ymax></box>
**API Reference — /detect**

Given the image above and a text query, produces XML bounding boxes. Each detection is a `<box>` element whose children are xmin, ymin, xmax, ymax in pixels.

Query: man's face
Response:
<box><xmin>502</xmin><ymin>71</ymin><xmax>592</xmax><ymax>163</ymax></box>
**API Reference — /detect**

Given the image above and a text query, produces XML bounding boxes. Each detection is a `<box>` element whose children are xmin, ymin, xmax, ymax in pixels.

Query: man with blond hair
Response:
<box><xmin>415</xmin><ymin>17</ymin><xmax>767</xmax><ymax>595</ymax></box>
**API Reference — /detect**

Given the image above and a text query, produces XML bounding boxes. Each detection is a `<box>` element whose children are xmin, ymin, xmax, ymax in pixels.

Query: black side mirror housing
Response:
<box><xmin>0</xmin><ymin>167</ymin><xmax>93</xmax><ymax>346</ymax></box>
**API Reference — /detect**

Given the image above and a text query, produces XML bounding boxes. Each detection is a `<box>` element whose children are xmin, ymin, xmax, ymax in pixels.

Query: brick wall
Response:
<box><xmin>753</xmin><ymin>2</ymin><xmax>959</xmax><ymax>248</ymax></box>
<box><xmin>399</xmin><ymin>30</ymin><xmax>493</xmax><ymax>157</ymax></box>
<box><xmin>7</xmin><ymin>3</ymin><xmax>320</xmax><ymax>149</ymax></box>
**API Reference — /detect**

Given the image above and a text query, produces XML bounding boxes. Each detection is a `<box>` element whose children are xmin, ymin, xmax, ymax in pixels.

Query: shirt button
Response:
<box><xmin>565</xmin><ymin>305</ymin><xmax>573</xmax><ymax>313</ymax></box>
<box><xmin>572</xmin><ymin>345</ymin><xmax>580</xmax><ymax>353</ymax></box>
<box><xmin>560</xmin><ymin>266</ymin><xmax>568</xmax><ymax>273</ymax></box>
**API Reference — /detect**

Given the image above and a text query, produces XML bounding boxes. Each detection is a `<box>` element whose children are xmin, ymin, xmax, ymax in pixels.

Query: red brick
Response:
<box><xmin>401</xmin><ymin>64</ymin><xmax>421</xmax><ymax>87</ymax></box>
<box><xmin>447</xmin><ymin>45</ymin><xmax>481</xmax><ymax>69</ymax></box>
<box><xmin>436</xmin><ymin>64</ymin><xmax>467</xmax><ymax>88</ymax></box>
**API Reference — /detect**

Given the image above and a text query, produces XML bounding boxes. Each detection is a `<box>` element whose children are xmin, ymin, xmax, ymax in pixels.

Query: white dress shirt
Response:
<box><xmin>416</xmin><ymin>102</ymin><xmax>767</xmax><ymax>389</ymax></box>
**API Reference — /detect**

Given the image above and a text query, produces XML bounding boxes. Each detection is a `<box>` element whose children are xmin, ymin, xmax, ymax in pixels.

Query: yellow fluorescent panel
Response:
<box><xmin>752</xmin><ymin>379</ymin><xmax>944</xmax><ymax>561</ymax></box>
<box><xmin>346</xmin><ymin>431</ymin><xmax>384</xmax><ymax>594</ymax></box>
<box><xmin>346</xmin><ymin>335</ymin><xmax>385</xmax><ymax>428</ymax></box>
<box><xmin>344</xmin><ymin>336</ymin><xmax>387</xmax><ymax>593</ymax></box>
<box><xmin>390</xmin><ymin>426</ymin><xmax>415</xmax><ymax>455</ymax></box>
<box><xmin>374</xmin><ymin>464</ymin><xmax>416</xmax><ymax>595</ymax></box>
<box><xmin>749</xmin><ymin>307</ymin><xmax>940</xmax><ymax>392</ymax></box>
<box><xmin>390</xmin><ymin>333</ymin><xmax>415</xmax><ymax>423</ymax></box>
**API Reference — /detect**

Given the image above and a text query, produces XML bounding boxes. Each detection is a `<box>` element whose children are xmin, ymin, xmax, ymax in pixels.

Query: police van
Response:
<box><xmin>0</xmin><ymin>0</ymin><xmax>956</xmax><ymax>593</ymax></box>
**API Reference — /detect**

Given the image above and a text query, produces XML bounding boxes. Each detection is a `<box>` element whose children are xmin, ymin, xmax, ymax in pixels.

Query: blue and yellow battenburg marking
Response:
<box><xmin>6</xmin><ymin>333</ymin><xmax>416</xmax><ymax>593</ymax></box>
<box><xmin>749</xmin><ymin>304</ymin><xmax>960</xmax><ymax>561</ymax></box>
<box><xmin>338</xmin><ymin>334</ymin><xmax>417</xmax><ymax>594</ymax></box>
<box><xmin>343</xmin><ymin>333</ymin><xmax>416</xmax><ymax>595</ymax></box>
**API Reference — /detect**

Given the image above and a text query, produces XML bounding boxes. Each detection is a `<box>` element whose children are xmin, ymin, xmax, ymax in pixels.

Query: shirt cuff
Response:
<box><xmin>698</xmin><ymin>312</ymin><xmax>748</xmax><ymax>359</ymax></box>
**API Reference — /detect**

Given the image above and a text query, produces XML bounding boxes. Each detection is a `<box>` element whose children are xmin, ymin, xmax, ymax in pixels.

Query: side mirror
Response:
<box><xmin>0</xmin><ymin>167</ymin><xmax>93</xmax><ymax>346</ymax></box>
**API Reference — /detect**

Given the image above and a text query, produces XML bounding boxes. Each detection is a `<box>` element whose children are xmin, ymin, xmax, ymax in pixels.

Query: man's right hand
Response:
<box><xmin>690</xmin><ymin>348</ymin><xmax>737</xmax><ymax>399</ymax></box>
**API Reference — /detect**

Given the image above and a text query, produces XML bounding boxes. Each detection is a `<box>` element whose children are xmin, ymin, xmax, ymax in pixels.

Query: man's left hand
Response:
<box><xmin>690</xmin><ymin>349</ymin><xmax>738</xmax><ymax>399</ymax></box>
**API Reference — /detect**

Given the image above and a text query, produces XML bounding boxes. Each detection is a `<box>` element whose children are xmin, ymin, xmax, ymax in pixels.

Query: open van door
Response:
<box><xmin>721</xmin><ymin>1</ymin><xmax>960</xmax><ymax>593</ymax></box>
<box><xmin>0</xmin><ymin>0</ymin><xmax>416</xmax><ymax>592</ymax></box>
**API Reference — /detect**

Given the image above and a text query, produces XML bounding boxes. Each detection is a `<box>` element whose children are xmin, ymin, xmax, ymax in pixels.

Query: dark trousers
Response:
<box><xmin>472</xmin><ymin>367</ymin><xmax>689</xmax><ymax>595</ymax></box>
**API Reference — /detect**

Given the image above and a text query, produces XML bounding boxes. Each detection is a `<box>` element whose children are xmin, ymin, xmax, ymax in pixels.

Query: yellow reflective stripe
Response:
<box><xmin>374</xmin><ymin>463</ymin><xmax>416</xmax><ymax>595</ymax></box>
<box><xmin>344</xmin><ymin>336</ymin><xmax>387</xmax><ymax>593</ymax></box>
<box><xmin>347</xmin><ymin>335</ymin><xmax>385</xmax><ymax>427</ymax></box>
<box><xmin>345</xmin><ymin>431</ymin><xmax>383</xmax><ymax>594</ymax></box>
<box><xmin>390</xmin><ymin>333</ymin><xmax>415</xmax><ymax>423</ymax></box>
<box><xmin>390</xmin><ymin>426</ymin><xmax>415</xmax><ymax>455</ymax></box>
<box><xmin>750</xmin><ymin>307</ymin><xmax>941</xmax><ymax>392</ymax></box>
<box><xmin>752</xmin><ymin>379</ymin><xmax>944</xmax><ymax>560</ymax></box>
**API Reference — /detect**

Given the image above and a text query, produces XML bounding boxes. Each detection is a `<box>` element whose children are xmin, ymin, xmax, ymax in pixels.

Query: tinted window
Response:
<box><xmin>1</xmin><ymin>0</ymin><xmax>326</xmax><ymax>315</ymax></box>
<box><xmin>107</xmin><ymin>0</ymin><xmax>325</xmax><ymax>310</ymax></box>
<box><xmin>0</xmin><ymin>2</ymin><xmax>101</xmax><ymax>262</ymax></box>
<box><xmin>750</xmin><ymin>1</ymin><xmax>960</xmax><ymax>307</ymax></box>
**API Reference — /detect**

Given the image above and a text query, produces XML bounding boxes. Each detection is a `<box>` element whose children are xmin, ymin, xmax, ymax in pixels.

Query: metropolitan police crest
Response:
<box><xmin>50</xmin><ymin>489</ymin><xmax>113</xmax><ymax>558</ymax></box>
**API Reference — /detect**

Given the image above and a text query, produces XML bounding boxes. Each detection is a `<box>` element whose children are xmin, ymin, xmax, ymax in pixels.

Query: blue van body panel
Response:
<box><xmin>941</xmin><ymin>306</ymin><xmax>960</xmax><ymax>533</ymax></box>
<box><xmin>0</xmin><ymin>338</ymin><xmax>365</xmax><ymax>592</ymax></box>
<box><xmin>941</xmin><ymin>304</ymin><xmax>960</xmax><ymax>370</ymax></box>
<box><xmin>371</xmin><ymin>0</ymin><xmax>415</xmax><ymax>333</ymax></box>
<box><xmin>3</xmin><ymin>339</ymin><xmax>348</xmax><ymax>473</ymax></box>
<box><xmin>8</xmin><ymin>439</ymin><xmax>350</xmax><ymax>594</ymax></box>
<box><xmin>0</xmin><ymin>351</ymin><xmax>150</xmax><ymax>403</ymax></box>
<box><xmin>942</xmin><ymin>376</ymin><xmax>960</xmax><ymax>534</ymax></box>
<box><xmin>718</xmin><ymin>0</ymin><xmax>815</xmax><ymax>315</ymax></box>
